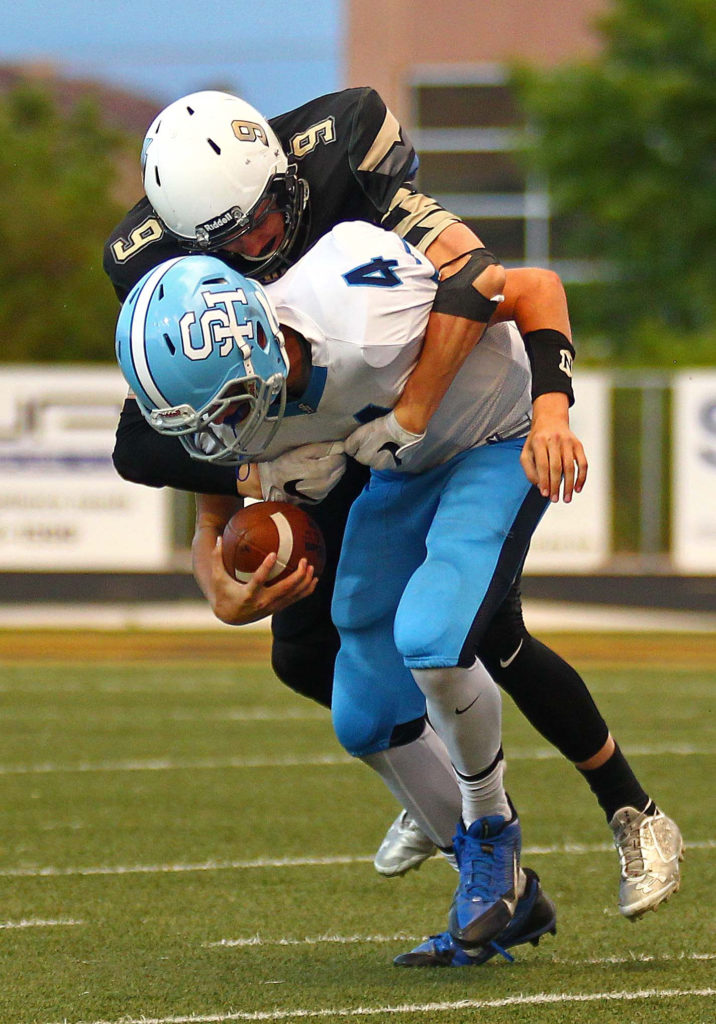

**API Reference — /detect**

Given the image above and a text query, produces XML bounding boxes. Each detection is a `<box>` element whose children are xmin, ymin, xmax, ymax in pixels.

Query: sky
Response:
<box><xmin>3</xmin><ymin>0</ymin><xmax>343</xmax><ymax>118</ymax></box>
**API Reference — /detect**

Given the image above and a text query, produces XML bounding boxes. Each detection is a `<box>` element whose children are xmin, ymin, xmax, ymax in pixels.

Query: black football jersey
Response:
<box><xmin>104</xmin><ymin>88</ymin><xmax>424</xmax><ymax>301</ymax></box>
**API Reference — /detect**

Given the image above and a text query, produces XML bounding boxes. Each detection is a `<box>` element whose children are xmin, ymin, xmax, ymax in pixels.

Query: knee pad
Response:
<box><xmin>394</xmin><ymin>559</ymin><xmax>463</xmax><ymax>665</ymax></box>
<box><xmin>332</xmin><ymin>696</ymin><xmax>397</xmax><ymax>757</ymax></box>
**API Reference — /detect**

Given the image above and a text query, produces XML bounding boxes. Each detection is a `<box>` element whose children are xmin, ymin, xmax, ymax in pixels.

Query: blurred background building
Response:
<box><xmin>347</xmin><ymin>0</ymin><xmax>605</xmax><ymax>271</ymax></box>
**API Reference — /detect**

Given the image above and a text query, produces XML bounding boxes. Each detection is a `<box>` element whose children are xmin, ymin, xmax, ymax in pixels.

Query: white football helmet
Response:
<box><xmin>141</xmin><ymin>91</ymin><xmax>308</xmax><ymax>272</ymax></box>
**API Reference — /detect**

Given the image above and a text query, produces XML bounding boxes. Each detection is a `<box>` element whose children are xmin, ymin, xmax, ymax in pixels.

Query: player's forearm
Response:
<box><xmin>191</xmin><ymin>494</ymin><xmax>242</xmax><ymax>601</ymax></box>
<box><xmin>495</xmin><ymin>269</ymin><xmax>575</xmax><ymax>405</ymax></box>
<box><xmin>192</xmin><ymin>525</ymin><xmax>220</xmax><ymax>603</ymax></box>
<box><xmin>531</xmin><ymin>391</ymin><xmax>571</xmax><ymax>424</ymax></box>
<box><xmin>393</xmin><ymin>313</ymin><xmax>484</xmax><ymax>434</ymax></box>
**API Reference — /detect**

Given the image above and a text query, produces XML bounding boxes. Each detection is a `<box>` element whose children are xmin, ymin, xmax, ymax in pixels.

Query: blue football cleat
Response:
<box><xmin>393</xmin><ymin>930</ymin><xmax>477</xmax><ymax>968</ymax></box>
<box><xmin>448</xmin><ymin>811</ymin><xmax>523</xmax><ymax>948</ymax></box>
<box><xmin>393</xmin><ymin>867</ymin><xmax>556</xmax><ymax>967</ymax></box>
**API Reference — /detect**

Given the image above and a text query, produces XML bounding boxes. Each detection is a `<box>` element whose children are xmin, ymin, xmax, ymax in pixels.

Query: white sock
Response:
<box><xmin>361</xmin><ymin>721</ymin><xmax>462</xmax><ymax>848</ymax></box>
<box><xmin>455</xmin><ymin>754</ymin><xmax>511</xmax><ymax>828</ymax></box>
<box><xmin>412</xmin><ymin>659</ymin><xmax>511</xmax><ymax>825</ymax></box>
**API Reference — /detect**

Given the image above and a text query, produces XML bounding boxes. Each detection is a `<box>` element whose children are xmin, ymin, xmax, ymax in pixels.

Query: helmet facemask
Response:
<box><xmin>154</xmin><ymin>371</ymin><xmax>288</xmax><ymax>464</ymax></box>
<box><xmin>192</xmin><ymin>170</ymin><xmax>309</xmax><ymax>283</ymax></box>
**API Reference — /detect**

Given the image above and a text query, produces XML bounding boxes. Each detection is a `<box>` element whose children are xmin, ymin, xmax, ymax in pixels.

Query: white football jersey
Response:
<box><xmin>219</xmin><ymin>221</ymin><xmax>533</xmax><ymax>471</ymax></box>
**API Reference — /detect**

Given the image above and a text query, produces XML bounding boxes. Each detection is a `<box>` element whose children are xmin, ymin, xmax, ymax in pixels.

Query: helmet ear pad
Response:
<box><xmin>115</xmin><ymin>255</ymin><xmax>289</xmax><ymax>462</ymax></box>
<box><xmin>142</xmin><ymin>90</ymin><xmax>290</xmax><ymax>250</ymax></box>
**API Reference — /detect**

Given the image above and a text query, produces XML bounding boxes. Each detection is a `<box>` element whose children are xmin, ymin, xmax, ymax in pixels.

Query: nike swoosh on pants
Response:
<box><xmin>499</xmin><ymin>639</ymin><xmax>524</xmax><ymax>669</ymax></box>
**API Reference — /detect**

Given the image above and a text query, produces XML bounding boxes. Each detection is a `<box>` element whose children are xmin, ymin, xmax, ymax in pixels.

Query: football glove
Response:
<box><xmin>344</xmin><ymin>411</ymin><xmax>425</xmax><ymax>470</ymax></box>
<box><xmin>257</xmin><ymin>441</ymin><xmax>346</xmax><ymax>504</ymax></box>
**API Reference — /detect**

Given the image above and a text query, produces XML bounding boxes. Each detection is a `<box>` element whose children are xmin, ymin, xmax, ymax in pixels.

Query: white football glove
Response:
<box><xmin>344</xmin><ymin>411</ymin><xmax>425</xmax><ymax>470</ymax></box>
<box><xmin>257</xmin><ymin>441</ymin><xmax>347</xmax><ymax>504</ymax></box>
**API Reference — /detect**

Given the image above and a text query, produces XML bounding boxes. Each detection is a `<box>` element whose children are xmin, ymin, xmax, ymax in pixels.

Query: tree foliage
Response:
<box><xmin>513</xmin><ymin>0</ymin><xmax>716</xmax><ymax>363</ymax></box>
<box><xmin>0</xmin><ymin>84</ymin><xmax>130</xmax><ymax>362</ymax></box>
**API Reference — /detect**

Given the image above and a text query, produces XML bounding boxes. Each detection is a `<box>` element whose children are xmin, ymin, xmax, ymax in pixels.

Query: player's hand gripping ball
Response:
<box><xmin>222</xmin><ymin>501</ymin><xmax>326</xmax><ymax>585</ymax></box>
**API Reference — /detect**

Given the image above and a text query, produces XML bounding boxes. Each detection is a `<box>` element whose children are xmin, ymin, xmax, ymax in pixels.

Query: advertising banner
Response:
<box><xmin>0</xmin><ymin>366</ymin><xmax>171</xmax><ymax>570</ymax></box>
<box><xmin>672</xmin><ymin>370</ymin><xmax>716</xmax><ymax>573</ymax></box>
<box><xmin>524</xmin><ymin>372</ymin><xmax>611</xmax><ymax>573</ymax></box>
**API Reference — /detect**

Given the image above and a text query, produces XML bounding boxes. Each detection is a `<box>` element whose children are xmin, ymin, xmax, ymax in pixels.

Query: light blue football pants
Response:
<box><xmin>331</xmin><ymin>438</ymin><xmax>549</xmax><ymax>757</ymax></box>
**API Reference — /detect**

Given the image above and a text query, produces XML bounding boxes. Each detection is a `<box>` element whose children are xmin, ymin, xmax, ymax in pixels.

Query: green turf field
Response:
<box><xmin>0</xmin><ymin>631</ymin><xmax>713</xmax><ymax>1024</ymax></box>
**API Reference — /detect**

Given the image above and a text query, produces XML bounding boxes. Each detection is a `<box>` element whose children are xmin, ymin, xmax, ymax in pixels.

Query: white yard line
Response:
<box><xmin>207</xmin><ymin>932</ymin><xmax>419</xmax><ymax>948</ymax></box>
<box><xmin>0</xmin><ymin>743</ymin><xmax>709</xmax><ymax>776</ymax></box>
<box><xmin>207</xmin><ymin>933</ymin><xmax>716</xmax><ymax>963</ymax></box>
<box><xmin>1</xmin><ymin>839</ymin><xmax>713</xmax><ymax>879</ymax></box>
<box><xmin>0</xmin><ymin>754</ymin><xmax>351</xmax><ymax>775</ymax></box>
<box><xmin>0</xmin><ymin>918</ymin><xmax>83</xmax><ymax>929</ymax></box>
<box><xmin>44</xmin><ymin>987</ymin><xmax>716</xmax><ymax>1024</ymax></box>
<box><xmin>0</xmin><ymin>855</ymin><xmax>373</xmax><ymax>878</ymax></box>
<box><xmin>0</xmin><ymin>708</ymin><xmax>329</xmax><ymax>723</ymax></box>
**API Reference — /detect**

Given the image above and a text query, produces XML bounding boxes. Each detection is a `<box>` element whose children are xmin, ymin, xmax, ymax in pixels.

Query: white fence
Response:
<box><xmin>0</xmin><ymin>366</ymin><xmax>170</xmax><ymax>570</ymax></box>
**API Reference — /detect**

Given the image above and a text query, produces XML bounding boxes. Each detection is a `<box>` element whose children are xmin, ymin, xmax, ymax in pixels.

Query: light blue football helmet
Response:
<box><xmin>115</xmin><ymin>255</ymin><xmax>289</xmax><ymax>463</ymax></box>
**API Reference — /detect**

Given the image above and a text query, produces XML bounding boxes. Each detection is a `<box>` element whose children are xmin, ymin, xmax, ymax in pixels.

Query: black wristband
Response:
<box><xmin>431</xmin><ymin>248</ymin><xmax>503</xmax><ymax>323</ymax></box>
<box><xmin>523</xmin><ymin>329</ymin><xmax>576</xmax><ymax>406</ymax></box>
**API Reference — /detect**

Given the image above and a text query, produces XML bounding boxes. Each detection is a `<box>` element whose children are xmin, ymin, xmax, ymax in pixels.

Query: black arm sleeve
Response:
<box><xmin>113</xmin><ymin>399</ymin><xmax>238</xmax><ymax>496</ymax></box>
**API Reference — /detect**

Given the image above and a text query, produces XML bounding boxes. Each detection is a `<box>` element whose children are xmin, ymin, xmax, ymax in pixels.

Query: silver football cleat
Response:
<box><xmin>609</xmin><ymin>805</ymin><xmax>684</xmax><ymax>919</ymax></box>
<box><xmin>374</xmin><ymin>810</ymin><xmax>437</xmax><ymax>876</ymax></box>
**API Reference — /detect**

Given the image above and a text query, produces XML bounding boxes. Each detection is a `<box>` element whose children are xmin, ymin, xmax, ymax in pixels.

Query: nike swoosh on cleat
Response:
<box><xmin>454</xmin><ymin>694</ymin><xmax>480</xmax><ymax>715</ymax></box>
<box><xmin>499</xmin><ymin>639</ymin><xmax>524</xmax><ymax>669</ymax></box>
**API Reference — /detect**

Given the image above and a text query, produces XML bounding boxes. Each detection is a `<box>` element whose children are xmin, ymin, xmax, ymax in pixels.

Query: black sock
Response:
<box><xmin>577</xmin><ymin>742</ymin><xmax>651</xmax><ymax>822</ymax></box>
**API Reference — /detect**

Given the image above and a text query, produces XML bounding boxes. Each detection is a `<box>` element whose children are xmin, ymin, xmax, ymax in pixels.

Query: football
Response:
<box><xmin>222</xmin><ymin>501</ymin><xmax>326</xmax><ymax>585</ymax></box>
